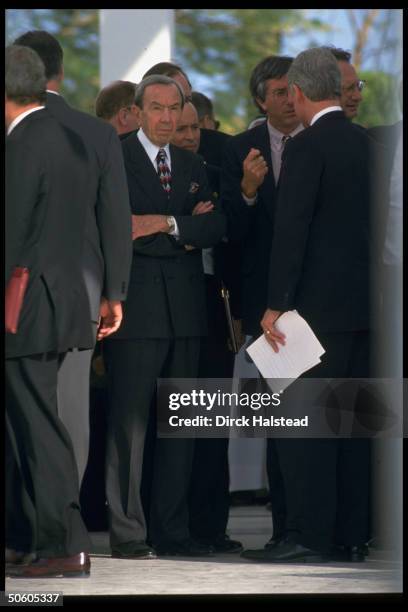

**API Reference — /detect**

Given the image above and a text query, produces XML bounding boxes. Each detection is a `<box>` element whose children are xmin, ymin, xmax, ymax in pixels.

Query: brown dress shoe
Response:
<box><xmin>6</xmin><ymin>552</ymin><xmax>90</xmax><ymax>578</ymax></box>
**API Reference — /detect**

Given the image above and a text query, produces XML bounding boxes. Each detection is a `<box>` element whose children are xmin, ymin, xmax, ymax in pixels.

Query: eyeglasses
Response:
<box><xmin>269</xmin><ymin>87</ymin><xmax>290</xmax><ymax>99</ymax></box>
<box><xmin>342</xmin><ymin>80</ymin><xmax>366</xmax><ymax>94</ymax></box>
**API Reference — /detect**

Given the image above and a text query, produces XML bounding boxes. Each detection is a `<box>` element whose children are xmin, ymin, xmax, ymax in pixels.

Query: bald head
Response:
<box><xmin>171</xmin><ymin>102</ymin><xmax>200</xmax><ymax>153</ymax></box>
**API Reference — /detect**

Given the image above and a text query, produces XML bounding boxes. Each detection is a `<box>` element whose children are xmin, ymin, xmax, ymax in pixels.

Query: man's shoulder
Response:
<box><xmin>64</xmin><ymin>105</ymin><xmax>115</xmax><ymax>138</ymax></box>
<box><xmin>200</xmin><ymin>128</ymin><xmax>231</xmax><ymax>145</ymax></box>
<box><xmin>229</xmin><ymin>121</ymin><xmax>268</xmax><ymax>148</ymax></box>
<box><xmin>293</xmin><ymin>115</ymin><xmax>371</xmax><ymax>159</ymax></box>
<box><xmin>47</xmin><ymin>93</ymin><xmax>115</xmax><ymax>142</ymax></box>
<box><xmin>8</xmin><ymin>109</ymin><xmax>62</xmax><ymax>145</ymax></box>
<box><xmin>171</xmin><ymin>144</ymin><xmax>205</xmax><ymax>167</ymax></box>
<box><xmin>121</xmin><ymin>130</ymin><xmax>142</xmax><ymax>157</ymax></box>
<box><xmin>313</xmin><ymin>115</ymin><xmax>372</xmax><ymax>148</ymax></box>
<box><xmin>7</xmin><ymin>110</ymin><xmax>89</xmax><ymax>168</ymax></box>
<box><xmin>198</xmin><ymin>128</ymin><xmax>231</xmax><ymax>166</ymax></box>
<box><xmin>119</xmin><ymin>129</ymin><xmax>138</xmax><ymax>141</ymax></box>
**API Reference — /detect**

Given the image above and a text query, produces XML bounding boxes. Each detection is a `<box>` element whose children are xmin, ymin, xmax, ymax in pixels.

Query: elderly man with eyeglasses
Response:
<box><xmin>324</xmin><ymin>46</ymin><xmax>365</xmax><ymax>119</ymax></box>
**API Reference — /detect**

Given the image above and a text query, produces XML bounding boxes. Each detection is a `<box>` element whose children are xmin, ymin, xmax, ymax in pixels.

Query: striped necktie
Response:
<box><xmin>276</xmin><ymin>135</ymin><xmax>291</xmax><ymax>181</ymax></box>
<box><xmin>156</xmin><ymin>148</ymin><xmax>172</xmax><ymax>195</ymax></box>
<box><xmin>281</xmin><ymin>134</ymin><xmax>291</xmax><ymax>150</ymax></box>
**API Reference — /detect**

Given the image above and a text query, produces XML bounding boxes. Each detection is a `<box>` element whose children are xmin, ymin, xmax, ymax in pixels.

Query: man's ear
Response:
<box><xmin>292</xmin><ymin>84</ymin><xmax>304</xmax><ymax>103</ymax></box>
<box><xmin>118</xmin><ymin>108</ymin><xmax>128</xmax><ymax>127</ymax></box>
<box><xmin>202</xmin><ymin>114</ymin><xmax>214</xmax><ymax>129</ymax></box>
<box><xmin>255</xmin><ymin>97</ymin><xmax>267</xmax><ymax>114</ymax></box>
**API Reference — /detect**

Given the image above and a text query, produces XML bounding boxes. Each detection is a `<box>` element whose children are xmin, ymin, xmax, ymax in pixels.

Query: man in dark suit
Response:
<box><xmin>325</xmin><ymin>46</ymin><xmax>364</xmax><ymax>121</ymax></box>
<box><xmin>5</xmin><ymin>44</ymin><xmax>96</xmax><ymax>578</ymax></box>
<box><xmin>243</xmin><ymin>47</ymin><xmax>373</xmax><ymax>563</ymax></box>
<box><xmin>95</xmin><ymin>80</ymin><xmax>140</xmax><ymax>137</ymax></box>
<box><xmin>142</xmin><ymin>62</ymin><xmax>231</xmax><ymax>170</ymax></box>
<box><xmin>14</xmin><ymin>31</ymin><xmax>133</xmax><ymax>485</ymax></box>
<box><xmin>104</xmin><ymin>75</ymin><xmax>226</xmax><ymax>558</ymax></box>
<box><xmin>170</xmin><ymin>101</ymin><xmax>243</xmax><ymax>553</ymax></box>
<box><xmin>221</xmin><ymin>55</ymin><xmax>302</xmax><ymax>548</ymax></box>
<box><xmin>198</xmin><ymin>122</ymin><xmax>230</xmax><ymax>169</ymax></box>
<box><xmin>191</xmin><ymin>90</ymin><xmax>220</xmax><ymax>130</ymax></box>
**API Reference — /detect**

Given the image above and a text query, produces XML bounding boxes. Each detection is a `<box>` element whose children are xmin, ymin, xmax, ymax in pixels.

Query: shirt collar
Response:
<box><xmin>7</xmin><ymin>106</ymin><xmax>45</xmax><ymax>135</ymax></box>
<box><xmin>310</xmin><ymin>106</ymin><xmax>342</xmax><ymax>126</ymax></box>
<box><xmin>267</xmin><ymin>121</ymin><xmax>303</xmax><ymax>148</ymax></box>
<box><xmin>137</xmin><ymin>128</ymin><xmax>171</xmax><ymax>168</ymax></box>
<box><xmin>46</xmin><ymin>89</ymin><xmax>60</xmax><ymax>96</ymax></box>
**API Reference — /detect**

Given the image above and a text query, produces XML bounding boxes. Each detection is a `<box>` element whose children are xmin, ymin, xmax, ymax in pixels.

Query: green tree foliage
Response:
<box><xmin>175</xmin><ymin>9</ymin><xmax>330</xmax><ymax>134</ymax></box>
<box><xmin>6</xmin><ymin>9</ymin><xmax>99</xmax><ymax>115</ymax></box>
<box><xmin>6</xmin><ymin>10</ymin><xmax>401</xmax><ymax>130</ymax></box>
<box><xmin>357</xmin><ymin>71</ymin><xmax>401</xmax><ymax>129</ymax></box>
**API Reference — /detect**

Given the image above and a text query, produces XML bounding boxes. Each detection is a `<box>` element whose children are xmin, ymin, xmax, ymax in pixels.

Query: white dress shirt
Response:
<box><xmin>137</xmin><ymin>128</ymin><xmax>172</xmax><ymax>171</ymax></box>
<box><xmin>136</xmin><ymin>128</ymin><xmax>179</xmax><ymax>236</ymax></box>
<box><xmin>7</xmin><ymin>106</ymin><xmax>45</xmax><ymax>136</ymax></box>
<box><xmin>243</xmin><ymin>121</ymin><xmax>303</xmax><ymax>205</ymax></box>
<box><xmin>267</xmin><ymin>121</ymin><xmax>304</xmax><ymax>184</ymax></box>
<box><xmin>310</xmin><ymin>105</ymin><xmax>342</xmax><ymax>126</ymax></box>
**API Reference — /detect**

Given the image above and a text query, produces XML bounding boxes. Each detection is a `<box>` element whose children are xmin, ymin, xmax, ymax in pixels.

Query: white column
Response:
<box><xmin>100</xmin><ymin>9</ymin><xmax>174</xmax><ymax>87</ymax></box>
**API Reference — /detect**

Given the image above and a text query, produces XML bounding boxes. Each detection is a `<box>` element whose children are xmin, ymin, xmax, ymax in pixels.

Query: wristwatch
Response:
<box><xmin>166</xmin><ymin>215</ymin><xmax>176</xmax><ymax>233</ymax></box>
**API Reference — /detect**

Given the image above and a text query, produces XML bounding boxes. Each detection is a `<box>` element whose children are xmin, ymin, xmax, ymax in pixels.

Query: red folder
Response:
<box><xmin>5</xmin><ymin>267</ymin><xmax>29</xmax><ymax>334</ymax></box>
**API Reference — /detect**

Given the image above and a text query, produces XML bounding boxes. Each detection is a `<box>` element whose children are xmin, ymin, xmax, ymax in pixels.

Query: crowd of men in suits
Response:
<box><xmin>5</xmin><ymin>29</ymin><xmax>401</xmax><ymax>578</ymax></box>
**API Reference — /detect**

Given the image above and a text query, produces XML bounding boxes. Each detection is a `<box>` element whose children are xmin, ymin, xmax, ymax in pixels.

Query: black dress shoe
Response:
<box><xmin>199</xmin><ymin>534</ymin><xmax>243</xmax><ymax>554</ymax></box>
<box><xmin>330</xmin><ymin>544</ymin><xmax>367</xmax><ymax>562</ymax></box>
<box><xmin>111</xmin><ymin>541</ymin><xmax>157</xmax><ymax>560</ymax></box>
<box><xmin>5</xmin><ymin>548</ymin><xmax>36</xmax><ymax>566</ymax></box>
<box><xmin>241</xmin><ymin>540</ymin><xmax>325</xmax><ymax>563</ymax></box>
<box><xmin>156</xmin><ymin>538</ymin><xmax>214</xmax><ymax>557</ymax></box>
<box><xmin>264</xmin><ymin>534</ymin><xmax>286</xmax><ymax>550</ymax></box>
<box><xmin>6</xmin><ymin>552</ymin><xmax>90</xmax><ymax>578</ymax></box>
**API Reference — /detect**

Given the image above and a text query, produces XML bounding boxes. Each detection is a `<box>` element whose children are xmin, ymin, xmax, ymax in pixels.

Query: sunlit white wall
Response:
<box><xmin>100</xmin><ymin>9</ymin><xmax>174</xmax><ymax>87</ymax></box>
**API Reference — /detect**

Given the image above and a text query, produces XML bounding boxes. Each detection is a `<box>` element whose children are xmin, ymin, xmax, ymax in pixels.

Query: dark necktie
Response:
<box><xmin>276</xmin><ymin>135</ymin><xmax>291</xmax><ymax>181</ymax></box>
<box><xmin>281</xmin><ymin>134</ymin><xmax>291</xmax><ymax>150</ymax></box>
<box><xmin>156</xmin><ymin>148</ymin><xmax>172</xmax><ymax>195</ymax></box>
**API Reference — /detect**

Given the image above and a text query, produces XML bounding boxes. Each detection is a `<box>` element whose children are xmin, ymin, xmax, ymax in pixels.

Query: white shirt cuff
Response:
<box><xmin>169</xmin><ymin>217</ymin><xmax>180</xmax><ymax>238</ymax></box>
<box><xmin>242</xmin><ymin>192</ymin><xmax>257</xmax><ymax>206</ymax></box>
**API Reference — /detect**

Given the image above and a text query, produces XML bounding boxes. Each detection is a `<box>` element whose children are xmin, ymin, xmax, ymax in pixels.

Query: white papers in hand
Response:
<box><xmin>245</xmin><ymin>310</ymin><xmax>325</xmax><ymax>393</ymax></box>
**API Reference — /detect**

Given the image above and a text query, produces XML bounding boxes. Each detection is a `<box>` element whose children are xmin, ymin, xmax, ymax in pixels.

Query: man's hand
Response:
<box><xmin>97</xmin><ymin>298</ymin><xmax>123</xmax><ymax>340</ymax></box>
<box><xmin>192</xmin><ymin>200</ymin><xmax>214</xmax><ymax>215</ymax></box>
<box><xmin>241</xmin><ymin>148</ymin><xmax>268</xmax><ymax>198</ymax></box>
<box><xmin>132</xmin><ymin>214</ymin><xmax>168</xmax><ymax>240</ymax></box>
<box><xmin>184</xmin><ymin>200</ymin><xmax>214</xmax><ymax>250</ymax></box>
<box><xmin>260</xmin><ymin>308</ymin><xmax>286</xmax><ymax>353</ymax></box>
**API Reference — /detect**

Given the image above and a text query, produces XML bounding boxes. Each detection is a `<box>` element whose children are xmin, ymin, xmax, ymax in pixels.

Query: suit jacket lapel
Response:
<box><xmin>167</xmin><ymin>145</ymin><xmax>191</xmax><ymax>214</ymax></box>
<box><xmin>126</xmin><ymin>136</ymin><xmax>169</xmax><ymax>212</ymax></box>
<box><xmin>255</xmin><ymin>122</ymin><xmax>276</xmax><ymax>222</ymax></box>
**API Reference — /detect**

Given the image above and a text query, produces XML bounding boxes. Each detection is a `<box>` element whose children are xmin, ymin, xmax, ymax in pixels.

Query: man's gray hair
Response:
<box><xmin>135</xmin><ymin>75</ymin><xmax>185</xmax><ymax>109</ymax></box>
<box><xmin>321</xmin><ymin>46</ymin><xmax>352</xmax><ymax>63</ymax></box>
<box><xmin>5</xmin><ymin>44</ymin><xmax>47</xmax><ymax>105</ymax></box>
<box><xmin>287</xmin><ymin>47</ymin><xmax>341</xmax><ymax>102</ymax></box>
